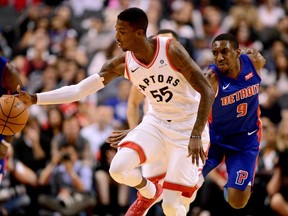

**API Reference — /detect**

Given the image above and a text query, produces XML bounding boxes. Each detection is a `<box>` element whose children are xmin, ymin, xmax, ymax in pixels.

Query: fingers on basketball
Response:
<box><xmin>0</xmin><ymin>95</ymin><xmax>29</xmax><ymax>135</ymax></box>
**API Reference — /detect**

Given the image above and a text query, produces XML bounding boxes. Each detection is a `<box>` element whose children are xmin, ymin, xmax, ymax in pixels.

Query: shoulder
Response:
<box><xmin>241</xmin><ymin>48</ymin><xmax>266</xmax><ymax>74</ymax></box>
<box><xmin>205</xmin><ymin>69</ymin><xmax>218</xmax><ymax>94</ymax></box>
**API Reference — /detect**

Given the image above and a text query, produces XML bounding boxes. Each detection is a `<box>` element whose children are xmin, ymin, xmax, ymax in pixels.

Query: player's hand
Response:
<box><xmin>106</xmin><ymin>129</ymin><xmax>131</xmax><ymax>148</ymax></box>
<box><xmin>188</xmin><ymin>138</ymin><xmax>206</xmax><ymax>166</ymax></box>
<box><xmin>0</xmin><ymin>139</ymin><xmax>9</xmax><ymax>160</ymax></box>
<box><xmin>16</xmin><ymin>85</ymin><xmax>35</xmax><ymax>107</ymax></box>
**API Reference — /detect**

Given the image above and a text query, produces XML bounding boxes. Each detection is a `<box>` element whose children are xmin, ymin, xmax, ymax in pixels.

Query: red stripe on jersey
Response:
<box><xmin>119</xmin><ymin>141</ymin><xmax>146</xmax><ymax>164</ymax></box>
<box><xmin>131</xmin><ymin>37</ymin><xmax>160</xmax><ymax>69</ymax></box>
<box><xmin>125</xmin><ymin>53</ymin><xmax>131</xmax><ymax>80</ymax></box>
<box><xmin>166</xmin><ymin>38</ymin><xmax>179</xmax><ymax>72</ymax></box>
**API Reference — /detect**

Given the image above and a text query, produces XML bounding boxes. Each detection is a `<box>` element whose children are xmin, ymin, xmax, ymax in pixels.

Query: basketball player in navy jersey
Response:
<box><xmin>17</xmin><ymin>7</ymin><xmax>215</xmax><ymax>216</ymax></box>
<box><xmin>202</xmin><ymin>33</ymin><xmax>266</xmax><ymax>209</ymax></box>
<box><xmin>0</xmin><ymin>56</ymin><xmax>24</xmax><ymax>182</ymax></box>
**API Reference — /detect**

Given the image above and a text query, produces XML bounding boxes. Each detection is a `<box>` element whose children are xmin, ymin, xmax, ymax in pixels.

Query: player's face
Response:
<box><xmin>115</xmin><ymin>19</ymin><xmax>138</xmax><ymax>52</ymax></box>
<box><xmin>211</xmin><ymin>41</ymin><xmax>240</xmax><ymax>75</ymax></box>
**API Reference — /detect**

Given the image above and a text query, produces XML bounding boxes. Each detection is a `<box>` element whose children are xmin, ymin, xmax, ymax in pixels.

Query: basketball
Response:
<box><xmin>0</xmin><ymin>95</ymin><xmax>29</xmax><ymax>135</ymax></box>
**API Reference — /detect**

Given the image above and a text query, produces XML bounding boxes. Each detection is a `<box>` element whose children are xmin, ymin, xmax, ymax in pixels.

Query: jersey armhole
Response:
<box><xmin>165</xmin><ymin>38</ymin><xmax>180</xmax><ymax>72</ymax></box>
<box><xmin>124</xmin><ymin>52</ymin><xmax>131</xmax><ymax>80</ymax></box>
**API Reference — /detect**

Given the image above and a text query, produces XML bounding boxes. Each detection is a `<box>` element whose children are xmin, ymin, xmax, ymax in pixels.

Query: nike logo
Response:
<box><xmin>248</xmin><ymin>129</ymin><xmax>258</xmax><ymax>136</ymax></box>
<box><xmin>222</xmin><ymin>83</ymin><xmax>230</xmax><ymax>90</ymax></box>
<box><xmin>131</xmin><ymin>67</ymin><xmax>139</xmax><ymax>72</ymax></box>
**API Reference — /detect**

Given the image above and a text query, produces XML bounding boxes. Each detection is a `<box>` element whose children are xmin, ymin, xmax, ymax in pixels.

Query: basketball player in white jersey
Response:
<box><xmin>17</xmin><ymin>7</ymin><xmax>214</xmax><ymax>216</ymax></box>
<box><xmin>107</xmin><ymin>29</ymin><xmax>199</xmax><ymax>215</ymax></box>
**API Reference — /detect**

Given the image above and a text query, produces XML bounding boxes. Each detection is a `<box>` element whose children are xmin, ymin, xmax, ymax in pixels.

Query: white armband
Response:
<box><xmin>36</xmin><ymin>73</ymin><xmax>105</xmax><ymax>105</ymax></box>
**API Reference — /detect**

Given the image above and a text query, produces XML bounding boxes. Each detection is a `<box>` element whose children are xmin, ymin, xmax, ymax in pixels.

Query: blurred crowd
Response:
<box><xmin>0</xmin><ymin>0</ymin><xmax>288</xmax><ymax>215</ymax></box>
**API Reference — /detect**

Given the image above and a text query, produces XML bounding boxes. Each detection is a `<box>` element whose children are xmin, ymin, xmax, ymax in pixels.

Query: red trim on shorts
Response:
<box><xmin>257</xmin><ymin>107</ymin><xmax>262</xmax><ymax>143</ymax></box>
<box><xmin>163</xmin><ymin>181</ymin><xmax>199</xmax><ymax>198</ymax></box>
<box><xmin>148</xmin><ymin>173</ymin><xmax>166</xmax><ymax>183</ymax></box>
<box><xmin>119</xmin><ymin>141</ymin><xmax>146</xmax><ymax>164</ymax></box>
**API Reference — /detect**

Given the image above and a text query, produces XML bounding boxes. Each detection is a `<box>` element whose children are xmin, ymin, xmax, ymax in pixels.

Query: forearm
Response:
<box><xmin>38</xmin><ymin>163</ymin><xmax>55</xmax><ymax>185</ymax></box>
<box><xmin>127</xmin><ymin>104</ymin><xmax>141</xmax><ymax>129</ymax></box>
<box><xmin>32</xmin><ymin>142</ymin><xmax>45</xmax><ymax>160</ymax></box>
<box><xmin>70</xmin><ymin>172</ymin><xmax>85</xmax><ymax>192</ymax></box>
<box><xmin>36</xmin><ymin>74</ymin><xmax>105</xmax><ymax>105</ymax></box>
<box><xmin>192</xmin><ymin>90</ymin><xmax>214</xmax><ymax>136</ymax></box>
<box><xmin>12</xmin><ymin>161</ymin><xmax>38</xmax><ymax>186</ymax></box>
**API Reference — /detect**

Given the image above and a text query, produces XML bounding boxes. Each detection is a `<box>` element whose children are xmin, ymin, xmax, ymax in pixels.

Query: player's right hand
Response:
<box><xmin>106</xmin><ymin>129</ymin><xmax>131</xmax><ymax>148</ymax></box>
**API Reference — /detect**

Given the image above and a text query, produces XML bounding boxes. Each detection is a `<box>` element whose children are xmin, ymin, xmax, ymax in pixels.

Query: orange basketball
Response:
<box><xmin>0</xmin><ymin>95</ymin><xmax>29</xmax><ymax>135</ymax></box>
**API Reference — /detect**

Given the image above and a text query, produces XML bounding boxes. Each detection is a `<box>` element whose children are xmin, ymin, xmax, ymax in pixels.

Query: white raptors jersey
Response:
<box><xmin>124</xmin><ymin>37</ymin><xmax>200</xmax><ymax>121</ymax></box>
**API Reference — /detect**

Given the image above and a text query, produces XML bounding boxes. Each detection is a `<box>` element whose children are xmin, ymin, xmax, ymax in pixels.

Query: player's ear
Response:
<box><xmin>135</xmin><ymin>29</ymin><xmax>144</xmax><ymax>37</ymax></box>
<box><xmin>236</xmin><ymin>48</ymin><xmax>241</xmax><ymax>57</ymax></box>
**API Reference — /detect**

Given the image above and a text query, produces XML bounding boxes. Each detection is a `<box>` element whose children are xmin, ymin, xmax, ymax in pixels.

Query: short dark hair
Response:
<box><xmin>117</xmin><ymin>7</ymin><xmax>148</xmax><ymax>33</ymax></box>
<box><xmin>212</xmin><ymin>33</ymin><xmax>239</xmax><ymax>49</ymax></box>
<box><xmin>157</xmin><ymin>29</ymin><xmax>179</xmax><ymax>40</ymax></box>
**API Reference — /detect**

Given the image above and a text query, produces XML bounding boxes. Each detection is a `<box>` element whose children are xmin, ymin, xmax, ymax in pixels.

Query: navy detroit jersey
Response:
<box><xmin>0</xmin><ymin>57</ymin><xmax>8</xmax><ymax>96</ymax></box>
<box><xmin>208</xmin><ymin>54</ymin><xmax>261</xmax><ymax>135</ymax></box>
<box><xmin>124</xmin><ymin>37</ymin><xmax>200</xmax><ymax>121</ymax></box>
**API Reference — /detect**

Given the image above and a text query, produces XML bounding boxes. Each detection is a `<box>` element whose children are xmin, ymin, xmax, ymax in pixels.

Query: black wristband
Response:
<box><xmin>190</xmin><ymin>135</ymin><xmax>201</xmax><ymax>139</ymax></box>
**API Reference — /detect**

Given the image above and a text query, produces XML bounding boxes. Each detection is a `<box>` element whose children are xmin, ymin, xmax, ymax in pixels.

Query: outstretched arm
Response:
<box><xmin>17</xmin><ymin>54</ymin><xmax>126</xmax><ymax>106</ymax></box>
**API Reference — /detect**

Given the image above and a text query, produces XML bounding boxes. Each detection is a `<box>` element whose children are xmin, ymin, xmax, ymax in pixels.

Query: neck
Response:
<box><xmin>133</xmin><ymin>37</ymin><xmax>156</xmax><ymax>65</ymax></box>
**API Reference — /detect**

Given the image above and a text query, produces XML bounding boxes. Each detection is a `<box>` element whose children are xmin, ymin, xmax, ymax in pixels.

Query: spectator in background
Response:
<box><xmin>41</xmin><ymin>106</ymin><xmax>64</xmax><ymax>146</ymax></box>
<box><xmin>260</xmin><ymin>85</ymin><xmax>282</xmax><ymax>125</ymax></box>
<box><xmin>228</xmin><ymin>19</ymin><xmax>263</xmax><ymax>51</ymax></box>
<box><xmin>51</xmin><ymin>115</ymin><xmax>91</xmax><ymax>165</ymax></box>
<box><xmin>274</xmin><ymin>52</ymin><xmax>288</xmax><ymax>95</ymax></box>
<box><xmin>12</xmin><ymin>115</ymin><xmax>51</xmax><ymax>215</ymax></box>
<box><xmin>12</xmin><ymin>115</ymin><xmax>51</xmax><ymax>173</ymax></box>
<box><xmin>38</xmin><ymin>143</ymin><xmax>96</xmax><ymax>216</ymax></box>
<box><xmin>249</xmin><ymin>117</ymin><xmax>278</xmax><ymax>216</ymax></box>
<box><xmin>267</xmin><ymin>118</ymin><xmax>288</xmax><ymax>216</ymax></box>
<box><xmin>80</xmin><ymin>105</ymin><xmax>114</xmax><ymax>163</ymax></box>
<box><xmin>61</xmin><ymin>35</ymin><xmax>88</xmax><ymax>67</ymax></box>
<box><xmin>0</xmin><ymin>144</ymin><xmax>37</xmax><ymax>215</ymax></box>
<box><xmin>257</xmin><ymin>0</ymin><xmax>285</xmax><ymax>29</ymax></box>
<box><xmin>79</xmin><ymin>12</ymin><xmax>115</xmax><ymax>60</ymax></box>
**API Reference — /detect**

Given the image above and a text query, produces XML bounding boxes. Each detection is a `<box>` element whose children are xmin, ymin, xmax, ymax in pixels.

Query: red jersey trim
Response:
<box><xmin>124</xmin><ymin>53</ymin><xmax>131</xmax><ymax>80</ymax></box>
<box><xmin>166</xmin><ymin>39</ymin><xmax>179</xmax><ymax>72</ymax></box>
<box><xmin>131</xmin><ymin>37</ymin><xmax>160</xmax><ymax>68</ymax></box>
<box><xmin>119</xmin><ymin>141</ymin><xmax>146</xmax><ymax>164</ymax></box>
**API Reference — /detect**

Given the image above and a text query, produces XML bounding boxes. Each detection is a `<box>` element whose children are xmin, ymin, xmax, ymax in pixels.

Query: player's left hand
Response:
<box><xmin>106</xmin><ymin>129</ymin><xmax>131</xmax><ymax>148</ymax></box>
<box><xmin>0</xmin><ymin>139</ymin><xmax>9</xmax><ymax>160</ymax></box>
<box><xmin>188</xmin><ymin>138</ymin><xmax>206</xmax><ymax>166</ymax></box>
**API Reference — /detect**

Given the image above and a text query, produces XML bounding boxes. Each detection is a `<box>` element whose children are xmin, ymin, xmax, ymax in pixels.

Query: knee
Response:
<box><xmin>162</xmin><ymin>200</ymin><xmax>186</xmax><ymax>216</ymax></box>
<box><xmin>227</xmin><ymin>193</ymin><xmax>250</xmax><ymax>209</ymax></box>
<box><xmin>270</xmin><ymin>193</ymin><xmax>284</xmax><ymax>211</ymax></box>
<box><xmin>109</xmin><ymin>163</ymin><xmax>123</xmax><ymax>183</ymax></box>
<box><xmin>226</xmin><ymin>187</ymin><xmax>251</xmax><ymax>209</ymax></box>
